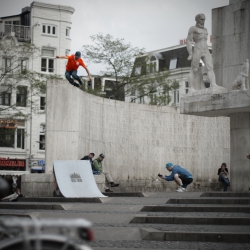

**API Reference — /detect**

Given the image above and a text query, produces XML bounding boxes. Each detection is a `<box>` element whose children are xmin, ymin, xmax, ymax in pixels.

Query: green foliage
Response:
<box><xmin>82</xmin><ymin>34</ymin><xmax>178</xmax><ymax>105</ymax></box>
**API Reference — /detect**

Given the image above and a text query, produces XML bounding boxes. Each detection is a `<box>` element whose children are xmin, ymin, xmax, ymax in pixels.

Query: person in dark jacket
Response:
<box><xmin>81</xmin><ymin>153</ymin><xmax>95</xmax><ymax>170</ymax></box>
<box><xmin>218</xmin><ymin>163</ymin><xmax>230</xmax><ymax>191</ymax></box>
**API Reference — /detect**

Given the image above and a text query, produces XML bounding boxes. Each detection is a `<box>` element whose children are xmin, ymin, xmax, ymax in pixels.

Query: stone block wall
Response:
<box><xmin>212</xmin><ymin>0</ymin><xmax>250</xmax><ymax>90</ymax></box>
<box><xmin>45</xmin><ymin>80</ymin><xmax>230</xmax><ymax>192</ymax></box>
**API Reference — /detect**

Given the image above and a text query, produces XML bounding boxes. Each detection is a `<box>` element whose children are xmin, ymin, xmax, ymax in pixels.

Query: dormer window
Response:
<box><xmin>169</xmin><ymin>58</ymin><xmax>178</xmax><ymax>70</ymax></box>
<box><xmin>147</xmin><ymin>53</ymin><xmax>163</xmax><ymax>73</ymax></box>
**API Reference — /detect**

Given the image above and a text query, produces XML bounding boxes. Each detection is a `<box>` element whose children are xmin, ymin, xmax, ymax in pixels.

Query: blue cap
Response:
<box><xmin>166</xmin><ymin>162</ymin><xmax>173</xmax><ymax>168</ymax></box>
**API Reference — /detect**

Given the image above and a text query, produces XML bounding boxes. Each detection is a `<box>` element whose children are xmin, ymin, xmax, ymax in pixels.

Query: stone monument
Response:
<box><xmin>181</xmin><ymin>0</ymin><xmax>250</xmax><ymax>192</ymax></box>
<box><xmin>186</xmin><ymin>13</ymin><xmax>227</xmax><ymax>94</ymax></box>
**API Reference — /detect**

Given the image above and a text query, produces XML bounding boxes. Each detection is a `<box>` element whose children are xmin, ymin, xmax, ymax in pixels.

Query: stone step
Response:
<box><xmin>0</xmin><ymin>203</ymin><xmax>64</xmax><ymax>210</ymax></box>
<box><xmin>18</xmin><ymin>197</ymin><xmax>102</xmax><ymax>203</ymax></box>
<box><xmin>130</xmin><ymin>215</ymin><xmax>250</xmax><ymax>225</ymax></box>
<box><xmin>141</xmin><ymin>205</ymin><xmax>250</xmax><ymax>213</ymax></box>
<box><xmin>140</xmin><ymin>228</ymin><xmax>250</xmax><ymax>243</ymax></box>
<box><xmin>166</xmin><ymin>198</ymin><xmax>250</xmax><ymax>204</ymax></box>
<box><xmin>101</xmin><ymin>192</ymin><xmax>145</xmax><ymax>197</ymax></box>
<box><xmin>201</xmin><ymin>192</ymin><xmax>250</xmax><ymax>197</ymax></box>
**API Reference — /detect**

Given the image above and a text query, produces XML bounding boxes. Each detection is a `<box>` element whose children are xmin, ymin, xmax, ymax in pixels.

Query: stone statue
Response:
<box><xmin>232</xmin><ymin>59</ymin><xmax>249</xmax><ymax>90</ymax></box>
<box><xmin>186</xmin><ymin>14</ymin><xmax>222</xmax><ymax>93</ymax></box>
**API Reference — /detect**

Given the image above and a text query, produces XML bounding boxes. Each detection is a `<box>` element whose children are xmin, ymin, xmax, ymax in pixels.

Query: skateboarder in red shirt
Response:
<box><xmin>56</xmin><ymin>51</ymin><xmax>92</xmax><ymax>87</ymax></box>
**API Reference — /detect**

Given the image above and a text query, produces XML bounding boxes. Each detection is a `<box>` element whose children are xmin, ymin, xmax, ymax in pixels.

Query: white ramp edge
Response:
<box><xmin>54</xmin><ymin>160</ymin><xmax>106</xmax><ymax>198</ymax></box>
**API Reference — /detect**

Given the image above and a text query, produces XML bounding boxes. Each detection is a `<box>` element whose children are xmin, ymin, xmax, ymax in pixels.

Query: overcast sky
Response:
<box><xmin>0</xmin><ymin>0</ymin><xmax>229</xmax><ymax>75</ymax></box>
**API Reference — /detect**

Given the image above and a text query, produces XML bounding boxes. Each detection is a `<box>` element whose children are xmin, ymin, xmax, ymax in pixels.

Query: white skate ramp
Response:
<box><xmin>54</xmin><ymin>160</ymin><xmax>106</xmax><ymax>198</ymax></box>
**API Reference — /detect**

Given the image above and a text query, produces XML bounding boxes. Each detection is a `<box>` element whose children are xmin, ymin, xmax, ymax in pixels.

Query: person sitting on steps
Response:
<box><xmin>218</xmin><ymin>163</ymin><xmax>230</xmax><ymax>192</ymax></box>
<box><xmin>92</xmin><ymin>154</ymin><xmax>119</xmax><ymax>193</ymax></box>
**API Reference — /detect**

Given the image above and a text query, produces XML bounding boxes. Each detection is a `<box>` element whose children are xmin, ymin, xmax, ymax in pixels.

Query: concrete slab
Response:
<box><xmin>93</xmin><ymin>227</ymin><xmax>141</xmax><ymax>240</ymax></box>
<box><xmin>0</xmin><ymin>203</ymin><xmax>64</xmax><ymax>210</ymax></box>
<box><xmin>19</xmin><ymin>197</ymin><xmax>102</xmax><ymax>203</ymax></box>
<box><xmin>167</xmin><ymin>198</ymin><xmax>250</xmax><ymax>204</ymax></box>
<box><xmin>140</xmin><ymin>228</ymin><xmax>250</xmax><ymax>243</ymax></box>
<box><xmin>201</xmin><ymin>192</ymin><xmax>250</xmax><ymax>197</ymax></box>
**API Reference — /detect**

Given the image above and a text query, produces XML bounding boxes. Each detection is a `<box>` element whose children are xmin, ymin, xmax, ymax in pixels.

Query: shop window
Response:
<box><xmin>17</xmin><ymin>128</ymin><xmax>25</xmax><ymax>149</ymax></box>
<box><xmin>16</xmin><ymin>86</ymin><xmax>27</xmax><ymax>107</ymax></box>
<box><xmin>0</xmin><ymin>129</ymin><xmax>15</xmax><ymax>147</ymax></box>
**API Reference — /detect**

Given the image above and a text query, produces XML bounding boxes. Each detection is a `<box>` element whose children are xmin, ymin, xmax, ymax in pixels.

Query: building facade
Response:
<box><xmin>126</xmin><ymin>43</ymin><xmax>212</xmax><ymax>106</ymax></box>
<box><xmin>0</xmin><ymin>1</ymin><xmax>74</xmax><ymax>180</ymax></box>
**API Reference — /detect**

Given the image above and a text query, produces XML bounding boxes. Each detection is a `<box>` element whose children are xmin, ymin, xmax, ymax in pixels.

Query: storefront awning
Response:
<box><xmin>0</xmin><ymin>171</ymin><xmax>30</xmax><ymax>176</ymax></box>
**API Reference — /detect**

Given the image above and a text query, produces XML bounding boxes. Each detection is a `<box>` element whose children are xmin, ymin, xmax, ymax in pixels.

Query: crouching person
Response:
<box><xmin>92</xmin><ymin>154</ymin><xmax>119</xmax><ymax>193</ymax></box>
<box><xmin>159</xmin><ymin>162</ymin><xmax>193</xmax><ymax>192</ymax></box>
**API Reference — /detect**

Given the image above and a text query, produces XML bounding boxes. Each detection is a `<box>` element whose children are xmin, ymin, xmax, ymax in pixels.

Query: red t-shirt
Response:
<box><xmin>66</xmin><ymin>54</ymin><xmax>87</xmax><ymax>71</ymax></box>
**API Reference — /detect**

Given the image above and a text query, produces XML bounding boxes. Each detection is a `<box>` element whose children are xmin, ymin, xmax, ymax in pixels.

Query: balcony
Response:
<box><xmin>0</xmin><ymin>23</ymin><xmax>31</xmax><ymax>42</ymax></box>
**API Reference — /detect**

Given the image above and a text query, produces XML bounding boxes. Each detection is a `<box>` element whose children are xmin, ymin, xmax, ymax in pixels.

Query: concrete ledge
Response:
<box><xmin>132</xmin><ymin>215</ymin><xmax>250</xmax><ymax>225</ymax></box>
<box><xmin>0</xmin><ymin>214</ymin><xmax>31</xmax><ymax>218</ymax></box>
<box><xmin>18</xmin><ymin>197</ymin><xmax>102</xmax><ymax>203</ymax></box>
<box><xmin>21</xmin><ymin>173</ymin><xmax>105</xmax><ymax>197</ymax></box>
<box><xmin>140</xmin><ymin>228</ymin><xmax>250</xmax><ymax>242</ymax></box>
<box><xmin>140</xmin><ymin>205</ymin><xmax>250</xmax><ymax>213</ymax></box>
<box><xmin>102</xmin><ymin>192</ymin><xmax>145</xmax><ymax>197</ymax></box>
<box><xmin>166</xmin><ymin>198</ymin><xmax>250</xmax><ymax>204</ymax></box>
<box><xmin>201</xmin><ymin>192</ymin><xmax>250</xmax><ymax>197</ymax></box>
<box><xmin>0</xmin><ymin>203</ymin><xmax>64</xmax><ymax>210</ymax></box>
<box><xmin>180</xmin><ymin>90</ymin><xmax>250</xmax><ymax>117</ymax></box>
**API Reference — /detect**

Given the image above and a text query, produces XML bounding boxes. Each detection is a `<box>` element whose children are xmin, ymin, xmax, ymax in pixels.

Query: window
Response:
<box><xmin>148</xmin><ymin>56</ymin><xmax>157</xmax><ymax>73</ymax></box>
<box><xmin>39</xmin><ymin>124</ymin><xmax>45</xmax><ymax>150</ymax></box>
<box><xmin>3</xmin><ymin>58</ymin><xmax>12</xmax><ymax>73</ymax></box>
<box><xmin>139</xmin><ymin>96</ymin><xmax>144</xmax><ymax>104</ymax></box>
<box><xmin>169</xmin><ymin>58</ymin><xmax>178</xmax><ymax>70</ymax></box>
<box><xmin>42</xmin><ymin>24</ymin><xmax>56</xmax><ymax>35</ymax></box>
<box><xmin>13</xmin><ymin>20</ymin><xmax>20</xmax><ymax>25</ymax></box>
<box><xmin>20</xmin><ymin>58</ymin><xmax>28</xmax><ymax>73</ymax></box>
<box><xmin>0</xmin><ymin>86</ymin><xmax>11</xmax><ymax>106</ymax></box>
<box><xmin>130</xmin><ymin>98</ymin><xmax>135</xmax><ymax>103</ymax></box>
<box><xmin>185</xmin><ymin>81</ymin><xmax>189</xmax><ymax>94</ymax></box>
<box><xmin>16</xmin><ymin>86</ymin><xmax>27</xmax><ymax>107</ymax></box>
<box><xmin>66</xmin><ymin>28</ymin><xmax>70</xmax><ymax>37</ymax></box>
<box><xmin>41</xmin><ymin>49</ymin><xmax>55</xmax><ymax>73</ymax></box>
<box><xmin>65</xmin><ymin>49</ymin><xmax>70</xmax><ymax>55</ymax></box>
<box><xmin>173</xmin><ymin>89</ymin><xmax>179</xmax><ymax>104</ymax></box>
<box><xmin>40</xmin><ymin>97</ymin><xmax>46</xmax><ymax>110</ymax></box>
<box><xmin>0</xmin><ymin>129</ymin><xmax>15</xmax><ymax>147</ymax></box>
<box><xmin>135</xmin><ymin>67</ymin><xmax>141</xmax><ymax>75</ymax></box>
<box><xmin>17</xmin><ymin>129</ymin><xmax>25</xmax><ymax>149</ymax></box>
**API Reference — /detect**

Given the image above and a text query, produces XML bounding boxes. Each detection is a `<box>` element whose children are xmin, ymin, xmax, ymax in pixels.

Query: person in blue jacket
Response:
<box><xmin>159</xmin><ymin>162</ymin><xmax>193</xmax><ymax>192</ymax></box>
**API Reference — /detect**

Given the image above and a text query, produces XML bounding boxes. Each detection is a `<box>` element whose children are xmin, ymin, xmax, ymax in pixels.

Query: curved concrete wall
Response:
<box><xmin>46</xmin><ymin>80</ymin><xmax>229</xmax><ymax>190</ymax></box>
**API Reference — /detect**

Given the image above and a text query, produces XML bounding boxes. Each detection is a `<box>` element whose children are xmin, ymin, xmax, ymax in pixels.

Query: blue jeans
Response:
<box><xmin>65</xmin><ymin>70</ymin><xmax>83</xmax><ymax>86</ymax></box>
<box><xmin>219</xmin><ymin>175</ymin><xmax>230</xmax><ymax>191</ymax></box>
<box><xmin>92</xmin><ymin>170</ymin><xmax>101</xmax><ymax>175</ymax></box>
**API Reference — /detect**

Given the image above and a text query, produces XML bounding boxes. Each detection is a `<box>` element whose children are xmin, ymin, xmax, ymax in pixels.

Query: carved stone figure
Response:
<box><xmin>186</xmin><ymin>14</ymin><xmax>222</xmax><ymax>93</ymax></box>
<box><xmin>232</xmin><ymin>59</ymin><xmax>249</xmax><ymax>90</ymax></box>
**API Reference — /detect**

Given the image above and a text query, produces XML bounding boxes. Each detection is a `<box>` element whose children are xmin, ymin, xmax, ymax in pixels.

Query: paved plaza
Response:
<box><xmin>1</xmin><ymin>191</ymin><xmax>250</xmax><ymax>249</ymax></box>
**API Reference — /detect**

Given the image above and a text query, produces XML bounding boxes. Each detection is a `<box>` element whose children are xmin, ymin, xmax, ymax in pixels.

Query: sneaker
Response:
<box><xmin>110</xmin><ymin>183</ymin><xmax>119</xmax><ymax>187</ymax></box>
<box><xmin>176</xmin><ymin>187</ymin><xmax>184</xmax><ymax>192</ymax></box>
<box><xmin>105</xmin><ymin>189</ymin><xmax>113</xmax><ymax>192</ymax></box>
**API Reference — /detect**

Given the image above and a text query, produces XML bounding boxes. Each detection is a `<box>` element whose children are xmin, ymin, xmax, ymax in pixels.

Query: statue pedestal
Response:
<box><xmin>181</xmin><ymin>89</ymin><xmax>250</xmax><ymax>192</ymax></box>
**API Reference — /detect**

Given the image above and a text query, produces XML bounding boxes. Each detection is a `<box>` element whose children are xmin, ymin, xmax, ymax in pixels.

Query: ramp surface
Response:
<box><xmin>54</xmin><ymin>160</ymin><xmax>106</xmax><ymax>198</ymax></box>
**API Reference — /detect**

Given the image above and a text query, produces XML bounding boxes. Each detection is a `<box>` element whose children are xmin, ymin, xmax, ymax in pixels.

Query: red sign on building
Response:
<box><xmin>0</xmin><ymin>158</ymin><xmax>25</xmax><ymax>170</ymax></box>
